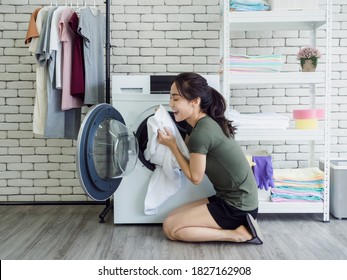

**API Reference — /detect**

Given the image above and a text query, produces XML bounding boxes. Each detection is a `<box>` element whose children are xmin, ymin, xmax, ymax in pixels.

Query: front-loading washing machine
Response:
<box><xmin>77</xmin><ymin>75</ymin><xmax>219</xmax><ymax>224</ymax></box>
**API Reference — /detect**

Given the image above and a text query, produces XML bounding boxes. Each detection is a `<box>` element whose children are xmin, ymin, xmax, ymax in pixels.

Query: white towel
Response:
<box><xmin>143</xmin><ymin>105</ymin><xmax>190</xmax><ymax>215</ymax></box>
<box><xmin>229</xmin><ymin>109</ymin><xmax>289</xmax><ymax>130</ymax></box>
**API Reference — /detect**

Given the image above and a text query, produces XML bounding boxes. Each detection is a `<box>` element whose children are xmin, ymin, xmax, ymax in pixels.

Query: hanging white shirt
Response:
<box><xmin>49</xmin><ymin>6</ymin><xmax>66</xmax><ymax>89</ymax></box>
<box><xmin>30</xmin><ymin>7</ymin><xmax>51</xmax><ymax>136</ymax></box>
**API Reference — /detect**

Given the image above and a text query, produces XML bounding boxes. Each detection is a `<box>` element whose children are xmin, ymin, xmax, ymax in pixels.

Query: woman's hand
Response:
<box><xmin>157</xmin><ymin>127</ymin><xmax>205</xmax><ymax>185</ymax></box>
<box><xmin>157</xmin><ymin>127</ymin><xmax>176</xmax><ymax>149</ymax></box>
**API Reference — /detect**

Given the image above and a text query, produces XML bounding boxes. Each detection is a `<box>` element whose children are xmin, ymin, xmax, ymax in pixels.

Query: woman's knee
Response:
<box><xmin>163</xmin><ymin>216</ymin><xmax>176</xmax><ymax>240</ymax></box>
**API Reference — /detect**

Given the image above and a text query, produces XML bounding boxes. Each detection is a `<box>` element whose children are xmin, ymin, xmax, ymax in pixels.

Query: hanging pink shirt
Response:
<box><xmin>59</xmin><ymin>7</ymin><xmax>83</xmax><ymax>110</ymax></box>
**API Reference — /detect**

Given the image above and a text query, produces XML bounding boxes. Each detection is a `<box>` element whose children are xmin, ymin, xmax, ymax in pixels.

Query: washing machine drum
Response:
<box><xmin>76</xmin><ymin>103</ymin><xmax>138</xmax><ymax>201</ymax></box>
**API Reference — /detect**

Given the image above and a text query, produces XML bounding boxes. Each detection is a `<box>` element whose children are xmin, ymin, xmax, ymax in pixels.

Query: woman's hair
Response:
<box><xmin>173</xmin><ymin>72</ymin><xmax>236</xmax><ymax>137</ymax></box>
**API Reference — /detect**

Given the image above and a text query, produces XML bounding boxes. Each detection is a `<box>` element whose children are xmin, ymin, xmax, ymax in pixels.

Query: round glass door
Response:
<box><xmin>93</xmin><ymin>119</ymin><xmax>138</xmax><ymax>179</ymax></box>
<box><xmin>77</xmin><ymin>104</ymin><xmax>138</xmax><ymax>201</ymax></box>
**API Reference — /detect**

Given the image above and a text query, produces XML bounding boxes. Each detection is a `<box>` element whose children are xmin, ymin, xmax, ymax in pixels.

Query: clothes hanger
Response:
<box><xmin>89</xmin><ymin>0</ymin><xmax>99</xmax><ymax>15</ymax></box>
<box><xmin>75</xmin><ymin>0</ymin><xmax>83</xmax><ymax>15</ymax></box>
<box><xmin>49</xmin><ymin>0</ymin><xmax>58</xmax><ymax>8</ymax></box>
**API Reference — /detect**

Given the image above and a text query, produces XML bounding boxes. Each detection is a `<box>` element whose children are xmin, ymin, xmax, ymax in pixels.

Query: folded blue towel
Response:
<box><xmin>230</xmin><ymin>0</ymin><xmax>270</xmax><ymax>11</ymax></box>
<box><xmin>271</xmin><ymin>193</ymin><xmax>322</xmax><ymax>201</ymax></box>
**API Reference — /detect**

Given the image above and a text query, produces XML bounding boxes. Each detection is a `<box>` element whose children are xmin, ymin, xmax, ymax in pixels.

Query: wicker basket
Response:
<box><xmin>268</xmin><ymin>0</ymin><xmax>318</xmax><ymax>11</ymax></box>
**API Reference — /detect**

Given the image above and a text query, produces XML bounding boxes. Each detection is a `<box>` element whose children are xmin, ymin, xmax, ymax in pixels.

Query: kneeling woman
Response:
<box><xmin>157</xmin><ymin>72</ymin><xmax>262</xmax><ymax>244</ymax></box>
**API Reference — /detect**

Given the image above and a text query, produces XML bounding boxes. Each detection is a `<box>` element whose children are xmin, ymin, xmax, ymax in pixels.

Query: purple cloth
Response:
<box><xmin>68</xmin><ymin>12</ymin><xmax>85</xmax><ymax>96</ymax></box>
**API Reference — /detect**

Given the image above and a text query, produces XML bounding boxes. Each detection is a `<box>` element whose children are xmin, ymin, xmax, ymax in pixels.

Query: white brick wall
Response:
<box><xmin>0</xmin><ymin>0</ymin><xmax>346</xmax><ymax>202</ymax></box>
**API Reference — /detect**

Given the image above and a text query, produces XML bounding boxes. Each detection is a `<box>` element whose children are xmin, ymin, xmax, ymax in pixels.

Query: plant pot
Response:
<box><xmin>300</xmin><ymin>57</ymin><xmax>318</xmax><ymax>72</ymax></box>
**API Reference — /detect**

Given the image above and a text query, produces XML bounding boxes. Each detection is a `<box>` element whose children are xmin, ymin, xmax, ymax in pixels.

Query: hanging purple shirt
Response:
<box><xmin>69</xmin><ymin>12</ymin><xmax>85</xmax><ymax>96</ymax></box>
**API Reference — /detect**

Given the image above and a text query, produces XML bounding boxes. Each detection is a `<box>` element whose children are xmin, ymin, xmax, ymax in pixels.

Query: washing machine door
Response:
<box><xmin>76</xmin><ymin>103</ymin><xmax>139</xmax><ymax>201</ymax></box>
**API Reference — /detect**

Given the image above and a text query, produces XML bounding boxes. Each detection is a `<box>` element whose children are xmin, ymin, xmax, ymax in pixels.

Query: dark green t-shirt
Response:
<box><xmin>187</xmin><ymin>116</ymin><xmax>258</xmax><ymax>211</ymax></box>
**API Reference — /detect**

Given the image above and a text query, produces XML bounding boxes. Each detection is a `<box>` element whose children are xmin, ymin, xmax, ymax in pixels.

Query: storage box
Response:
<box><xmin>295</xmin><ymin>119</ymin><xmax>318</xmax><ymax>130</ymax></box>
<box><xmin>319</xmin><ymin>158</ymin><xmax>347</xmax><ymax>219</ymax></box>
<box><xmin>268</xmin><ymin>0</ymin><xmax>319</xmax><ymax>11</ymax></box>
<box><xmin>293</xmin><ymin>109</ymin><xmax>325</xmax><ymax>120</ymax></box>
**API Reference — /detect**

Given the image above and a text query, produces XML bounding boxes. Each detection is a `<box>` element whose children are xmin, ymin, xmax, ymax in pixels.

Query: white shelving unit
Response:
<box><xmin>229</xmin><ymin>72</ymin><xmax>325</xmax><ymax>85</ymax></box>
<box><xmin>220</xmin><ymin>0</ymin><xmax>332</xmax><ymax>221</ymax></box>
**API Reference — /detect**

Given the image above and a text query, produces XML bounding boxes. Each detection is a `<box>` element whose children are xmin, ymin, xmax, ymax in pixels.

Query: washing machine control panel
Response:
<box><xmin>112</xmin><ymin>74</ymin><xmax>220</xmax><ymax>96</ymax></box>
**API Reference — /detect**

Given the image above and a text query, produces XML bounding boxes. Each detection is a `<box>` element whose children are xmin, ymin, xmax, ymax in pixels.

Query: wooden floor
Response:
<box><xmin>0</xmin><ymin>204</ymin><xmax>346</xmax><ymax>260</ymax></box>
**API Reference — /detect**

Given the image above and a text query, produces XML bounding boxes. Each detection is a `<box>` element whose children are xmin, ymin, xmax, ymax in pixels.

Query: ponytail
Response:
<box><xmin>207</xmin><ymin>86</ymin><xmax>236</xmax><ymax>137</ymax></box>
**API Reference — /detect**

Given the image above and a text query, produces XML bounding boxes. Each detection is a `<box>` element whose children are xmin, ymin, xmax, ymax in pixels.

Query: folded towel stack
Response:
<box><xmin>268</xmin><ymin>0</ymin><xmax>318</xmax><ymax>11</ymax></box>
<box><xmin>230</xmin><ymin>0</ymin><xmax>270</xmax><ymax>12</ymax></box>
<box><xmin>293</xmin><ymin>109</ymin><xmax>325</xmax><ymax>130</ymax></box>
<box><xmin>271</xmin><ymin>167</ymin><xmax>324</xmax><ymax>202</ymax></box>
<box><xmin>228</xmin><ymin>54</ymin><xmax>283</xmax><ymax>73</ymax></box>
<box><xmin>229</xmin><ymin>109</ymin><xmax>289</xmax><ymax>130</ymax></box>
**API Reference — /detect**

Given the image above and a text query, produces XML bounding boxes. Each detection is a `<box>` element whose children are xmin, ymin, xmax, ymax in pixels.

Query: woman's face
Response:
<box><xmin>169</xmin><ymin>82</ymin><xmax>195</xmax><ymax>123</ymax></box>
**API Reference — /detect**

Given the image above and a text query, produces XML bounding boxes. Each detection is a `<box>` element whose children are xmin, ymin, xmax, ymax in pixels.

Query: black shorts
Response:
<box><xmin>207</xmin><ymin>195</ymin><xmax>258</xmax><ymax>230</ymax></box>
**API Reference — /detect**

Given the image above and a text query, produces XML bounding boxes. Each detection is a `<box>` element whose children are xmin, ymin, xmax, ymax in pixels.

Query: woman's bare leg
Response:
<box><xmin>166</xmin><ymin>198</ymin><xmax>209</xmax><ymax>217</ymax></box>
<box><xmin>163</xmin><ymin>202</ymin><xmax>253</xmax><ymax>243</ymax></box>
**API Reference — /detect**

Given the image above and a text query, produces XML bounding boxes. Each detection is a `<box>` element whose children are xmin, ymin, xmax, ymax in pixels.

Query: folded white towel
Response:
<box><xmin>229</xmin><ymin>109</ymin><xmax>289</xmax><ymax>120</ymax></box>
<box><xmin>229</xmin><ymin>109</ymin><xmax>289</xmax><ymax>130</ymax></box>
<box><xmin>144</xmin><ymin>105</ymin><xmax>190</xmax><ymax>215</ymax></box>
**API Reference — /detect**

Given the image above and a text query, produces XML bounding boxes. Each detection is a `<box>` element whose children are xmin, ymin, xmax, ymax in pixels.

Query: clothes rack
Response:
<box><xmin>2</xmin><ymin>0</ymin><xmax>114</xmax><ymax>224</ymax></box>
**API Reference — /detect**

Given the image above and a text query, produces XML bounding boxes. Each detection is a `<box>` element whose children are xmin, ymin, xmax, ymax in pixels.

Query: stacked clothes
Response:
<box><xmin>230</xmin><ymin>0</ymin><xmax>270</xmax><ymax>12</ymax></box>
<box><xmin>228</xmin><ymin>54</ymin><xmax>283</xmax><ymax>73</ymax></box>
<box><xmin>271</xmin><ymin>168</ymin><xmax>325</xmax><ymax>202</ymax></box>
<box><xmin>229</xmin><ymin>109</ymin><xmax>289</xmax><ymax>130</ymax></box>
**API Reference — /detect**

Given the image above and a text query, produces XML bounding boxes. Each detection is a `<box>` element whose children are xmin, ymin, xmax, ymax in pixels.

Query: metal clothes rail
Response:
<box><xmin>1</xmin><ymin>0</ymin><xmax>113</xmax><ymax>224</ymax></box>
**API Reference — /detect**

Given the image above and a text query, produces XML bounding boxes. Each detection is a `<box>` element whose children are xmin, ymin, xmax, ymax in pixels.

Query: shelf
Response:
<box><xmin>258</xmin><ymin>189</ymin><xmax>324</xmax><ymax>213</ymax></box>
<box><xmin>221</xmin><ymin>0</ymin><xmax>331</xmax><ymax>222</ymax></box>
<box><xmin>259</xmin><ymin>201</ymin><xmax>324</xmax><ymax>213</ymax></box>
<box><xmin>235</xmin><ymin>129</ymin><xmax>324</xmax><ymax>141</ymax></box>
<box><xmin>228</xmin><ymin>72</ymin><xmax>325</xmax><ymax>85</ymax></box>
<box><xmin>228</xmin><ymin>10</ymin><xmax>326</xmax><ymax>31</ymax></box>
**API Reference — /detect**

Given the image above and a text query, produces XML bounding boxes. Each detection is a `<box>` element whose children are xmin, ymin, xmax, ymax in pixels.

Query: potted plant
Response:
<box><xmin>297</xmin><ymin>47</ymin><xmax>322</xmax><ymax>72</ymax></box>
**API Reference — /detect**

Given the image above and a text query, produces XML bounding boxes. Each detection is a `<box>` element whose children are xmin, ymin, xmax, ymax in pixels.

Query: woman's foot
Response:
<box><xmin>231</xmin><ymin>225</ymin><xmax>253</xmax><ymax>242</ymax></box>
<box><xmin>245</xmin><ymin>214</ymin><xmax>264</xmax><ymax>244</ymax></box>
